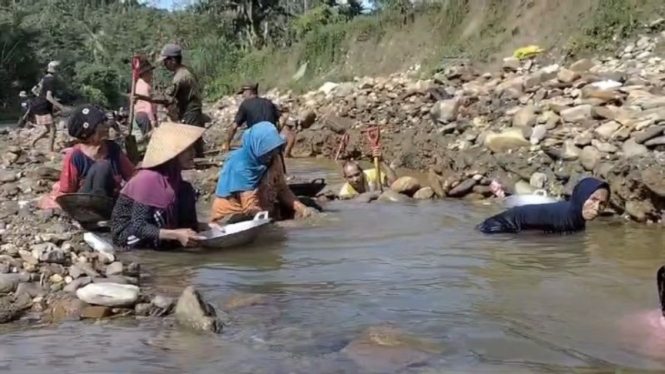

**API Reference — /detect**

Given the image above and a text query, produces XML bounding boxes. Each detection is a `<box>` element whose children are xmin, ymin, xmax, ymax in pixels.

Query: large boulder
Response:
<box><xmin>390</xmin><ymin>177</ymin><xmax>421</xmax><ymax>196</ymax></box>
<box><xmin>175</xmin><ymin>286</ymin><xmax>221</xmax><ymax>333</ymax></box>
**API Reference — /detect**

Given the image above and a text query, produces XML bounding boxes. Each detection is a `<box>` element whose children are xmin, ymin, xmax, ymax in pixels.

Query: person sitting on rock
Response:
<box><xmin>211</xmin><ymin>121</ymin><xmax>316</xmax><ymax>224</ymax></box>
<box><xmin>111</xmin><ymin>123</ymin><xmax>205</xmax><ymax>249</ymax></box>
<box><xmin>477</xmin><ymin>177</ymin><xmax>610</xmax><ymax>234</ymax></box>
<box><xmin>339</xmin><ymin>149</ymin><xmax>398</xmax><ymax>198</ymax></box>
<box><xmin>39</xmin><ymin>105</ymin><xmax>135</xmax><ymax>211</ymax></box>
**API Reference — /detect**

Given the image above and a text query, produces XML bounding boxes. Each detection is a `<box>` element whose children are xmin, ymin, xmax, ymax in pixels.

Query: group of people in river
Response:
<box><xmin>28</xmin><ymin>43</ymin><xmax>614</xmax><ymax>247</ymax></box>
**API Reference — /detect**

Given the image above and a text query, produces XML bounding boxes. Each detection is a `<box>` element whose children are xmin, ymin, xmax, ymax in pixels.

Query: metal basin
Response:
<box><xmin>199</xmin><ymin>211</ymin><xmax>272</xmax><ymax>249</ymax></box>
<box><xmin>288</xmin><ymin>178</ymin><xmax>326</xmax><ymax>197</ymax></box>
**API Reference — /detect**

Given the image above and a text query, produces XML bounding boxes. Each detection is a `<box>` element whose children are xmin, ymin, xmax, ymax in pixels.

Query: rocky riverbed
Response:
<box><xmin>204</xmin><ymin>30</ymin><xmax>665</xmax><ymax>224</ymax></box>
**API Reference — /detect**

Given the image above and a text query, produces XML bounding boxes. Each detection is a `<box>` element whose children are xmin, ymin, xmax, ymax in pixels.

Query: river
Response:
<box><xmin>1</xmin><ymin>159</ymin><xmax>665</xmax><ymax>373</ymax></box>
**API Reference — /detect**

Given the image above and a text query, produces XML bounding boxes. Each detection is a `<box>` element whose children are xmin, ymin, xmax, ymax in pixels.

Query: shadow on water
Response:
<box><xmin>1</xmin><ymin>159</ymin><xmax>665</xmax><ymax>373</ymax></box>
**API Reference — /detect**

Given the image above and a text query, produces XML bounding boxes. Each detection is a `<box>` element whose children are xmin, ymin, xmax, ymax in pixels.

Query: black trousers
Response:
<box><xmin>79</xmin><ymin>160</ymin><xmax>115</xmax><ymax>198</ymax></box>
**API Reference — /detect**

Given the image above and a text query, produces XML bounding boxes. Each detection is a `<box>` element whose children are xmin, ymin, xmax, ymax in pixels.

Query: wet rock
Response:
<box><xmin>390</xmin><ymin>176</ymin><xmax>421</xmax><ymax>196</ymax></box>
<box><xmin>427</xmin><ymin>170</ymin><xmax>445</xmax><ymax>198</ymax></box>
<box><xmin>175</xmin><ymin>286</ymin><xmax>221</xmax><ymax>333</ymax></box>
<box><xmin>377</xmin><ymin>190</ymin><xmax>412</xmax><ymax>203</ymax></box>
<box><xmin>622</xmin><ymin>138</ymin><xmax>648</xmax><ymax>158</ymax></box>
<box><xmin>105</xmin><ymin>262</ymin><xmax>124</xmax><ymax>277</ymax></box>
<box><xmin>80</xmin><ymin>305</ymin><xmax>113</xmax><ymax>319</ymax></box>
<box><xmin>341</xmin><ymin>324</ymin><xmax>443</xmax><ymax>373</ymax></box>
<box><xmin>625</xmin><ymin>200</ymin><xmax>655</xmax><ymax>222</ymax></box>
<box><xmin>413</xmin><ymin>187</ymin><xmax>434</xmax><ymax>200</ymax></box>
<box><xmin>47</xmin><ymin>296</ymin><xmax>87</xmax><ymax>323</ymax></box>
<box><xmin>513</xmin><ymin>105</ymin><xmax>537</xmax><ymax>127</ymax></box>
<box><xmin>76</xmin><ymin>283</ymin><xmax>139</xmax><ymax>307</ymax></box>
<box><xmin>352</xmin><ymin>191</ymin><xmax>381</xmax><ymax>203</ymax></box>
<box><xmin>447</xmin><ymin>179</ymin><xmax>476</xmax><ymax>197</ymax></box>
<box><xmin>151</xmin><ymin>295</ymin><xmax>175</xmax><ymax>312</ymax></box>
<box><xmin>484</xmin><ymin>129</ymin><xmax>530</xmax><ymax>153</ymax></box>
<box><xmin>0</xmin><ymin>295</ymin><xmax>32</xmax><ymax>324</ymax></box>
<box><xmin>594</xmin><ymin>121</ymin><xmax>621</xmax><ymax>140</ymax></box>
<box><xmin>220</xmin><ymin>292</ymin><xmax>269</xmax><ymax>311</ymax></box>
<box><xmin>135</xmin><ymin>303</ymin><xmax>152</xmax><ymax>316</ymax></box>
<box><xmin>561</xmin><ymin>105</ymin><xmax>593</xmax><ymax>123</ymax></box>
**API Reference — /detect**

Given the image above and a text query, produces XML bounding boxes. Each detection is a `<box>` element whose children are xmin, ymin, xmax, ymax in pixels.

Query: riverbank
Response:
<box><xmin>205</xmin><ymin>29</ymin><xmax>665</xmax><ymax>224</ymax></box>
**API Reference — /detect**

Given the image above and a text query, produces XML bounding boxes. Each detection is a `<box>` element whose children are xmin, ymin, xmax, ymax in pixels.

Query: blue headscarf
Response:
<box><xmin>215</xmin><ymin>122</ymin><xmax>285</xmax><ymax>197</ymax></box>
<box><xmin>477</xmin><ymin>177</ymin><xmax>610</xmax><ymax>234</ymax></box>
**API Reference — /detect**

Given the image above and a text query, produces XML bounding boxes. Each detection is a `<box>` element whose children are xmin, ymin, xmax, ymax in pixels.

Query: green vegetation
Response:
<box><xmin>564</xmin><ymin>0</ymin><xmax>665</xmax><ymax>58</ymax></box>
<box><xmin>1</xmin><ymin>0</ymin><xmax>663</xmax><ymax>119</ymax></box>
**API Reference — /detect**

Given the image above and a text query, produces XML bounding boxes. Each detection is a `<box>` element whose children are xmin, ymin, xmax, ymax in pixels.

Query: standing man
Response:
<box><xmin>221</xmin><ymin>82</ymin><xmax>280</xmax><ymax>152</ymax></box>
<box><xmin>147</xmin><ymin>44</ymin><xmax>205</xmax><ymax>157</ymax></box>
<box><xmin>30</xmin><ymin>61</ymin><xmax>65</xmax><ymax>150</ymax></box>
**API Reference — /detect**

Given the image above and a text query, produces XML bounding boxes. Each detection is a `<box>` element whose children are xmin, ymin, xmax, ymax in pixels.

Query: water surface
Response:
<box><xmin>1</xmin><ymin>159</ymin><xmax>665</xmax><ymax>374</ymax></box>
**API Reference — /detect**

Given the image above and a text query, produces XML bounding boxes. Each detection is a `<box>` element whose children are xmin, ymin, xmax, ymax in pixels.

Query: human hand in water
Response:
<box><xmin>171</xmin><ymin>229</ymin><xmax>201</xmax><ymax>247</ymax></box>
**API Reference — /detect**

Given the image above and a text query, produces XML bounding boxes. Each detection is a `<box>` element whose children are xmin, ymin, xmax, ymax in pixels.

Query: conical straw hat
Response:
<box><xmin>141</xmin><ymin>122</ymin><xmax>205</xmax><ymax>169</ymax></box>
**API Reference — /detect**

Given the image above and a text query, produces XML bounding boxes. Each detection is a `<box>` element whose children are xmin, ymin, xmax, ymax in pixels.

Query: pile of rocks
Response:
<box><xmin>206</xmin><ymin>32</ymin><xmax>665</xmax><ymax>223</ymax></box>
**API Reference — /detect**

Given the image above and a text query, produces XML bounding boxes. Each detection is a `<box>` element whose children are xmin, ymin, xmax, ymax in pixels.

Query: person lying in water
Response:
<box><xmin>211</xmin><ymin>121</ymin><xmax>317</xmax><ymax>224</ymax></box>
<box><xmin>477</xmin><ymin>177</ymin><xmax>610</xmax><ymax>234</ymax></box>
<box><xmin>40</xmin><ymin>105</ymin><xmax>135</xmax><ymax>211</ymax></box>
<box><xmin>339</xmin><ymin>148</ymin><xmax>398</xmax><ymax>198</ymax></box>
<box><xmin>111</xmin><ymin>123</ymin><xmax>205</xmax><ymax>249</ymax></box>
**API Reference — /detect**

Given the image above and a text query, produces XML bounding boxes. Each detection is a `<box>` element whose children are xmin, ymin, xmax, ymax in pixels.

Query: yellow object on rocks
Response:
<box><xmin>513</xmin><ymin>45</ymin><xmax>544</xmax><ymax>60</ymax></box>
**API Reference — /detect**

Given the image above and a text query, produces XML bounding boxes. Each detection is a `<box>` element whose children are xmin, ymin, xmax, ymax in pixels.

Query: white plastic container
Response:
<box><xmin>503</xmin><ymin>189</ymin><xmax>560</xmax><ymax>208</ymax></box>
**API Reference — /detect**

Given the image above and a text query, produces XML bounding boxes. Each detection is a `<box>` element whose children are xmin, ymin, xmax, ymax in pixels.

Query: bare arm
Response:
<box><xmin>380</xmin><ymin>161</ymin><xmax>398</xmax><ymax>186</ymax></box>
<box><xmin>223</xmin><ymin>124</ymin><xmax>240</xmax><ymax>151</ymax></box>
<box><xmin>45</xmin><ymin>91</ymin><xmax>64</xmax><ymax>111</ymax></box>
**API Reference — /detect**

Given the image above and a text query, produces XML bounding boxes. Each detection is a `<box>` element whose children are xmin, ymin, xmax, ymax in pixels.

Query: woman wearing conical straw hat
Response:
<box><xmin>111</xmin><ymin>122</ymin><xmax>205</xmax><ymax>248</ymax></box>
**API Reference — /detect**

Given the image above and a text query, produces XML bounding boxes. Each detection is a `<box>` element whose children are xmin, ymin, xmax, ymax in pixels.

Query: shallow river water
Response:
<box><xmin>1</xmin><ymin>159</ymin><xmax>665</xmax><ymax>373</ymax></box>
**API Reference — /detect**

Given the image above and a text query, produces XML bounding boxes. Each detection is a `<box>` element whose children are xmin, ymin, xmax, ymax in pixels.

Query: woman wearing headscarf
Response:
<box><xmin>39</xmin><ymin>105</ymin><xmax>135</xmax><ymax>211</ymax></box>
<box><xmin>111</xmin><ymin>123</ymin><xmax>205</xmax><ymax>249</ymax></box>
<box><xmin>477</xmin><ymin>177</ymin><xmax>610</xmax><ymax>234</ymax></box>
<box><xmin>211</xmin><ymin>121</ymin><xmax>315</xmax><ymax>223</ymax></box>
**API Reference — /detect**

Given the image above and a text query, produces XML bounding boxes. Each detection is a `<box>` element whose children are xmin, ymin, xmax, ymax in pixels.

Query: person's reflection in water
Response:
<box><xmin>477</xmin><ymin>177</ymin><xmax>610</xmax><ymax>234</ymax></box>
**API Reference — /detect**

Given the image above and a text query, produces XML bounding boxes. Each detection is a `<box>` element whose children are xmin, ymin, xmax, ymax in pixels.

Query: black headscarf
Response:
<box><xmin>477</xmin><ymin>177</ymin><xmax>610</xmax><ymax>234</ymax></box>
<box><xmin>68</xmin><ymin>104</ymin><xmax>107</xmax><ymax>141</ymax></box>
